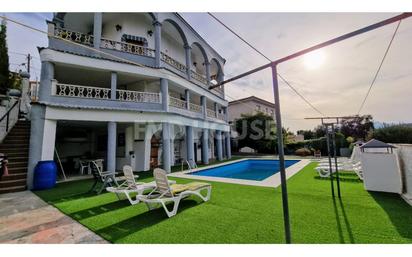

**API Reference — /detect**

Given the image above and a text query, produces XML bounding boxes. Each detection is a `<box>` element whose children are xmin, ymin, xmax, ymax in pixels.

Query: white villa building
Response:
<box><xmin>228</xmin><ymin>96</ymin><xmax>276</xmax><ymax>123</ymax></box>
<box><xmin>27</xmin><ymin>12</ymin><xmax>231</xmax><ymax>189</ymax></box>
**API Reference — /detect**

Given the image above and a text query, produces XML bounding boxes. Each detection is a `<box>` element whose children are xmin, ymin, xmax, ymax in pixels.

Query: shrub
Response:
<box><xmin>371</xmin><ymin>124</ymin><xmax>412</xmax><ymax>144</ymax></box>
<box><xmin>295</xmin><ymin>148</ymin><xmax>312</xmax><ymax>156</ymax></box>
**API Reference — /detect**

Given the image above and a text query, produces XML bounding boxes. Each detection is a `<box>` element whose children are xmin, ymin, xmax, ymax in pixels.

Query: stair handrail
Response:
<box><xmin>0</xmin><ymin>98</ymin><xmax>21</xmax><ymax>143</ymax></box>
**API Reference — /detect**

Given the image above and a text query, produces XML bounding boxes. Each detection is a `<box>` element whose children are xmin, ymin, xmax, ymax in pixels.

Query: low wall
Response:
<box><xmin>394</xmin><ymin>144</ymin><xmax>412</xmax><ymax>205</ymax></box>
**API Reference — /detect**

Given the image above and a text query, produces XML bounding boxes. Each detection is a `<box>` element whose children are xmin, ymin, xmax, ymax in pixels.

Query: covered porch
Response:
<box><xmin>39</xmin><ymin>119</ymin><xmax>231</xmax><ymax>181</ymax></box>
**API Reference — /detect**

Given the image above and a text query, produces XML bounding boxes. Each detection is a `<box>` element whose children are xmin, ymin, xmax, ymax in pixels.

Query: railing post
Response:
<box><xmin>51</xmin><ymin>79</ymin><xmax>57</xmax><ymax>95</ymax></box>
<box><xmin>214</xmin><ymin>102</ymin><xmax>219</xmax><ymax>118</ymax></box>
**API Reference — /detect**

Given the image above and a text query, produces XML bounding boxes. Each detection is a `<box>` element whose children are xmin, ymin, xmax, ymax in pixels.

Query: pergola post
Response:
<box><xmin>271</xmin><ymin>64</ymin><xmax>291</xmax><ymax>244</ymax></box>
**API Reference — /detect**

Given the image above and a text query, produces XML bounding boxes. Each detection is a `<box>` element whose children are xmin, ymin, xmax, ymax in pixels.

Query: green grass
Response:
<box><xmin>34</xmin><ymin>162</ymin><xmax>412</xmax><ymax>243</ymax></box>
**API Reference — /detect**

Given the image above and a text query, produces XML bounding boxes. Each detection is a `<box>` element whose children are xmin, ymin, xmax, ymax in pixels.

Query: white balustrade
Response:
<box><xmin>53</xmin><ymin>83</ymin><xmax>161</xmax><ymax>104</ymax></box>
<box><xmin>206</xmin><ymin>108</ymin><xmax>216</xmax><ymax>118</ymax></box>
<box><xmin>117</xmin><ymin>89</ymin><xmax>161</xmax><ymax>103</ymax></box>
<box><xmin>218</xmin><ymin>112</ymin><xmax>226</xmax><ymax>120</ymax></box>
<box><xmin>189</xmin><ymin>103</ymin><xmax>203</xmax><ymax>113</ymax></box>
<box><xmin>54</xmin><ymin>83</ymin><xmax>111</xmax><ymax>99</ymax></box>
<box><xmin>169</xmin><ymin>96</ymin><xmax>187</xmax><ymax>109</ymax></box>
<box><xmin>100</xmin><ymin>38</ymin><xmax>155</xmax><ymax>58</ymax></box>
<box><xmin>191</xmin><ymin>70</ymin><xmax>208</xmax><ymax>85</ymax></box>
<box><xmin>54</xmin><ymin>28</ymin><xmax>94</xmax><ymax>46</ymax></box>
<box><xmin>161</xmin><ymin>52</ymin><xmax>187</xmax><ymax>73</ymax></box>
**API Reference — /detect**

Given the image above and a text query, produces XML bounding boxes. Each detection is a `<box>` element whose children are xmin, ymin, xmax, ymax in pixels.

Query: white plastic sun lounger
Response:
<box><xmin>136</xmin><ymin>168</ymin><xmax>212</xmax><ymax>218</ymax></box>
<box><xmin>316</xmin><ymin>162</ymin><xmax>363</xmax><ymax>180</ymax></box>
<box><xmin>106</xmin><ymin>165</ymin><xmax>175</xmax><ymax>205</ymax></box>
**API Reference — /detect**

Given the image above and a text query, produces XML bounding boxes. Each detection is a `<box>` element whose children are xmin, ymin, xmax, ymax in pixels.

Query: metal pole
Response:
<box><xmin>331</xmin><ymin>123</ymin><xmax>341</xmax><ymax>198</ymax></box>
<box><xmin>325</xmin><ymin>124</ymin><xmax>335</xmax><ymax>197</ymax></box>
<box><xmin>27</xmin><ymin>54</ymin><xmax>31</xmax><ymax>74</ymax></box>
<box><xmin>271</xmin><ymin>64</ymin><xmax>291</xmax><ymax>243</ymax></box>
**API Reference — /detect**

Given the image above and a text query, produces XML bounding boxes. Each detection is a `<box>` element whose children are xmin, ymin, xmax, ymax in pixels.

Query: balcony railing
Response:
<box><xmin>53</xmin><ymin>28</ymin><xmax>223</xmax><ymax>91</ymax></box>
<box><xmin>189</xmin><ymin>103</ymin><xmax>202</xmax><ymax>113</ymax></box>
<box><xmin>54</xmin><ymin>83</ymin><xmax>111</xmax><ymax>99</ymax></box>
<box><xmin>190</xmin><ymin>70</ymin><xmax>208</xmax><ymax>85</ymax></box>
<box><xmin>206</xmin><ymin>108</ymin><xmax>216</xmax><ymax>118</ymax></box>
<box><xmin>117</xmin><ymin>89</ymin><xmax>161</xmax><ymax>103</ymax></box>
<box><xmin>100</xmin><ymin>38</ymin><xmax>155</xmax><ymax>58</ymax></box>
<box><xmin>54</xmin><ymin>28</ymin><xmax>94</xmax><ymax>46</ymax></box>
<box><xmin>161</xmin><ymin>52</ymin><xmax>187</xmax><ymax>73</ymax></box>
<box><xmin>218</xmin><ymin>112</ymin><xmax>226</xmax><ymax>120</ymax></box>
<box><xmin>53</xmin><ymin>83</ymin><xmax>161</xmax><ymax>104</ymax></box>
<box><xmin>169</xmin><ymin>96</ymin><xmax>187</xmax><ymax>109</ymax></box>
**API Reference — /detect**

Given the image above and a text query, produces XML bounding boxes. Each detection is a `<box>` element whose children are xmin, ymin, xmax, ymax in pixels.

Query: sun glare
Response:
<box><xmin>303</xmin><ymin>50</ymin><xmax>326</xmax><ymax>70</ymax></box>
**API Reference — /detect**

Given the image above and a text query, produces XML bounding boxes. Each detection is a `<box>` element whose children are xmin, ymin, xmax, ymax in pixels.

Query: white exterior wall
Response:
<box><xmin>41</xmin><ymin>119</ymin><xmax>57</xmax><ymax>160</ymax></box>
<box><xmin>102</xmin><ymin>13</ymin><xmax>155</xmax><ymax>49</ymax></box>
<box><xmin>228</xmin><ymin>99</ymin><xmax>275</xmax><ymax>122</ymax></box>
<box><xmin>162</xmin><ymin>32</ymin><xmax>186</xmax><ymax>65</ymax></box>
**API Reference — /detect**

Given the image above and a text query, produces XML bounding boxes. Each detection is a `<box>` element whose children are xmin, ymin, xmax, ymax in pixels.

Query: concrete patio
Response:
<box><xmin>0</xmin><ymin>191</ymin><xmax>107</xmax><ymax>243</ymax></box>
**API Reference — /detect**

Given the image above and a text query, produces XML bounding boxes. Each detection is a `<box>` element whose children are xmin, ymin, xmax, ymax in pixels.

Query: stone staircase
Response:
<box><xmin>0</xmin><ymin>120</ymin><xmax>30</xmax><ymax>194</ymax></box>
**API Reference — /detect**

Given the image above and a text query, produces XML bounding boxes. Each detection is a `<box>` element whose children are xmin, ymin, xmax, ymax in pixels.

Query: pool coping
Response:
<box><xmin>168</xmin><ymin>158</ymin><xmax>311</xmax><ymax>188</ymax></box>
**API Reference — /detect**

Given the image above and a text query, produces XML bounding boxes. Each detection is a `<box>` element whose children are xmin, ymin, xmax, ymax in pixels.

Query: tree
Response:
<box><xmin>340</xmin><ymin>115</ymin><xmax>374</xmax><ymax>140</ymax></box>
<box><xmin>235</xmin><ymin>112</ymin><xmax>276</xmax><ymax>153</ymax></box>
<box><xmin>0</xmin><ymin>20</ymin><xmax>10</xmax><ymax>95</ymax></box>
<box><xmin>297</xmin><ymin>129</ymin><xmax>316</xmax><ymax>140</ymax></box>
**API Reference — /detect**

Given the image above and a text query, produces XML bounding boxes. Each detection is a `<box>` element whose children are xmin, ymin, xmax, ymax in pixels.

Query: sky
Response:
<box><xmin>4</xmin><ymin>12</ymin><xmax>412</xmax><ymax>132</ymax></box>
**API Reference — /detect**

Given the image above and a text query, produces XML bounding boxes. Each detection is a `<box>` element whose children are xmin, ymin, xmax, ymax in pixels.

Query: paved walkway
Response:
<box><xmin>0</xmin><ymin>191</ymin><xmax>107</xmax><ymax>243</ymax></box>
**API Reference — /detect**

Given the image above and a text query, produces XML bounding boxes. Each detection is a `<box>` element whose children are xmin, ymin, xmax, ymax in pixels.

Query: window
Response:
<box><xmin>256</xmin><ymin>105</ymin><xmax>261</xmax><ymax>111</ymax></box>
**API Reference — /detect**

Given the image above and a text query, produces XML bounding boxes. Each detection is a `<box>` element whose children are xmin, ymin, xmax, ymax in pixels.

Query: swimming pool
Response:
<box><xmin>190</xmin><ymin>159</ymin><xmax>300</xmax><ymax>181</ymax></box>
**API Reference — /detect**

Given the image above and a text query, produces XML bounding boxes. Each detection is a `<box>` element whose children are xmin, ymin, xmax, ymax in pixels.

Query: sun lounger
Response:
<box><xmin>137</xmin><ymin>168</ymin><xmax>212</xmax><ymax>218</ymax></box>
<box><xmin>315</xmin><ymin>162</ymin><xmax>363</xmax><ymax>180</ymax></box>
<box><xmin>106</xmin><ymin>165</ymin><xmax>176</xmax><ymax>205</ymax></box>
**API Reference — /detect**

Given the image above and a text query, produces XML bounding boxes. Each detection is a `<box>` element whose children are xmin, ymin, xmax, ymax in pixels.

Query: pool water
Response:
<box><xmin>190</xmin><ymin>159</ymin><xmax>299</xmax><ymax>181</ymax></box>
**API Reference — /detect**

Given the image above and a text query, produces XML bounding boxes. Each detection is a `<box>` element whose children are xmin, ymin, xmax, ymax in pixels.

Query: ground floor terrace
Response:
<box><xmin>28</xmin><ymin>114</ymin><xmax>231</xmax><ymax>187</ymax></box>
<box><xmin>4</xmin><ymin>161</ymin><xmax>410</xmax><ymax>244</ymax></box>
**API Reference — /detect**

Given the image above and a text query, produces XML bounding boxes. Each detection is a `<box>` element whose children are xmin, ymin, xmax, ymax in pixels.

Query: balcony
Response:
<box><xmin>206</xmin><ymin>108</ymin><xmax>216</xmax><ymax>118</ymax></box>
<box><xmin>52</xmin><ymin>28</ymin><xmax>225</xmax><ymax>99</ymax></box>
<box><xmin>100</xmin><ymin>37</ymin><xmax>155</xmax><ymax>58</ymax></box>
<box><xmin>190</xmin><ymin>70</ymin><xmax>208</xmax><ymax>85</ymax></box>
<box><xmin>160</xmin><ymin>52</ymin><xmax>186</xmax><ymax>73</ymax></box>
<box><xmin>189</xmin><ymin>103</ymin><xmax>202</xmax><ymax>113</ymax></box>
<box><xmin>53</xmin><ymin>82</ymin><xmax>161</xmax><ymax>104</ymax></box>
<box><xmin>54</xmin><ymin>28</ymin><xmax>94</xmax><ymax>46</ymax></box>
<box><xmin>169</xmin><ymin>96</ymin><xmax>187</xmax><ymax>109</ymax></box>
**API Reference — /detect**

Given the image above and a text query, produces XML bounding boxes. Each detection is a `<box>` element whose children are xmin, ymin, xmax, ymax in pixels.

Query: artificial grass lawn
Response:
<box><xmin>34</xmin><ymin>162</ymin><xmax>412</xmax><ymax>243</ymax></box>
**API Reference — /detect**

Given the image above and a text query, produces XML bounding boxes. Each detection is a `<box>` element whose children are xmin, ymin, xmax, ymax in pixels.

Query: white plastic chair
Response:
<box><xmin>79</xmin><ymin>160</ymin><xmax>90</xmax><ymax>175</ymax></box>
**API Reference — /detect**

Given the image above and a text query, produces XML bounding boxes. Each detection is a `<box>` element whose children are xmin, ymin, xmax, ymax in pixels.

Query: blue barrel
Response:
<box><xmin>33</xmin><ymin>160</ymin><xmax>57</xmax><ymax>190</ymax></box>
